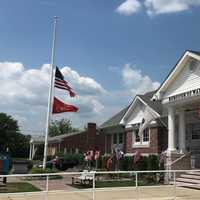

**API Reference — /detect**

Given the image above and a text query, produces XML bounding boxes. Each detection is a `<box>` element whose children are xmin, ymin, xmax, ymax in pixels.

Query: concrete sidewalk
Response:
<box><xmin>0</xmin><ymin>186</ymin><xmax>200</xmax><ymax>200</ymax></box>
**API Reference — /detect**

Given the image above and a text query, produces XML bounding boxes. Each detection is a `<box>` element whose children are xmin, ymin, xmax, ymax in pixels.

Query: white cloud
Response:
<box><xmin>116</xmin><ymin>0</ymin><xmax>142</xmax><ymax>16</ymax></box>
<box><xmin>116</xmin><ymin>0</ymin><xmax>200</xmax><ymax>16</ymax></box>
<box><xmin>0</xmin><ymin>62</ymin><xmax>160</xmax><ymax>134</ymax></box>
<box><xmin>0</xmin><ymin>62</ymin><xmax>106</xmax><ymax>133</ymax></box>
<box><xmin>144</xmin><ymin>0</ymin><xmax>200</xmax><ymax>16</ymax></box>
<box><xmin>122</xmin><ymin>64</ymin><xmax>160</xmax><ymax>94</ymax></box>
<box><xmin>61</xmin><ymin>66</ymin><xmax>106</xmax><ymax>95</ymax></box>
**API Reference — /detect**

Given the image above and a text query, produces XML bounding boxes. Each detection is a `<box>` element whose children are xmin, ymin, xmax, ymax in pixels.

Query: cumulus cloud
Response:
<box><xmin>116</xmin><ymin>0</ymin><xmax>200</xmax><ymax>16</ymax></box>
<box><xmin>61</xmin><ymin>66</ymin><xmax>106</xmax><ymax>95</ymax></box>
<box><xmin>0</xmin><ymin>61</ymin><xmax>159</xmax><ymax>134</ymax></box>
<box><xmin>116</xmin><ymin>0</ymin><xmax>142</xmax><ymax>16</ymax></box>
<box><xmin>144</xmin><ymin>0</ymin><xmax>200</xmax><ymax>16</ymax></box>
<box><xmin>0</xmin><ymin>62</ymin><xmax>106</xmax><ymax>133</ymax></box>
<box><xmin>122</xmin><ymin>64</ymin><xmax>160</xmax><ymax>94</ymax></box>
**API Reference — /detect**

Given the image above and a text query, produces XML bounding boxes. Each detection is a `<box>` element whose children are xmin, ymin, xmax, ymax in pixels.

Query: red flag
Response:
<box><xmin>53</xmin><ymin>97</ymin><xmax>78</xmax><ymax>114</ymax></box>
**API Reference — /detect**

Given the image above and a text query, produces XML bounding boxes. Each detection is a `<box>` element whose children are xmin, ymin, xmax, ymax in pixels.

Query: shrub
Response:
<box><xmin>30</xmin><ymin>167</ymin><xmax>58</xmax><ymax>174</ymax></box>
<box><xmin>147</xmin><ymin>155</ymin><xmax>159</xmax><ymax>170</ymax></box>
<box><xmin>27</xmin><ymin>160</ymin><xmax>33</xmax><ymax>171</ymax></box>
<box><xmin>58</xmin><ymin>153</ymin><xmax>84</xmax><ymax>170</ymax></box>
<box><xmin>121</xmin><ymin>156</ymin><xmax>133</xmax><ymax>171</ymax></box>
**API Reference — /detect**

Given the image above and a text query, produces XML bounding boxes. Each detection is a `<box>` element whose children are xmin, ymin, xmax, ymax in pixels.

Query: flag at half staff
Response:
<box><xmin>53</xmin><ymin>97</ymin><xmax>78</xmax><ymax>114</ymax></box>
<box><xmin>55</xmin><ymin>67</ymin><xmax>76</xmax><ymax>97</ymax></box>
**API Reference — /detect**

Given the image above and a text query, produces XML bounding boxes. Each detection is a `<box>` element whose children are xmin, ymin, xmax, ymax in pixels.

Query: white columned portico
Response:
<box><xmin>178</xmin><ymin>110</ymin><xmax>186</xmax><ymax>153</ymax></box>
<box><xmin>167</xmin><ymin>106</ymin><xmax>176</xmax><ymax>152</ymax></box>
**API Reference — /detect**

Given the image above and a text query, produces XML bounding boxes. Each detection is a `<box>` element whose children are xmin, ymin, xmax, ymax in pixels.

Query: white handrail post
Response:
<box><xmin>46</xmin><ymin>175</ymin><xmax>49</xmax><ymax>192</ymax></box>
<box><xmin>92</xmin><ymin>172</ymin><xmax>95</xmax><ymax>200</ymax></box>
<box><xmin>135</xmin><ymin>172</ymin><xmax>139</xmax><ymax>200</ymax></box>
<box><xmin>173</xmin><ymin>171</ymin><xmax>176</xmax><ymax>200</ymax></box>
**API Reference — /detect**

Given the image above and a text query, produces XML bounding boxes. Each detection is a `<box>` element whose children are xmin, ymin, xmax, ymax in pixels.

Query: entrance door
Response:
<box><xmin>187</xmin><ymin>123</ymin><xmax>200</xmax><ymax>168</ymax></box>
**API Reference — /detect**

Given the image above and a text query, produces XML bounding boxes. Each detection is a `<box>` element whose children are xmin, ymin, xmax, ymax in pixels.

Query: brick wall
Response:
<box><xmin>125</xmin><ymin>127</ymin><xmax>167</xmax><ymax>155</ymax></box>
<box><xmin>48</xmin><ymin>123</ymin><xmax>107</xmax><ymax>156</ymax></box>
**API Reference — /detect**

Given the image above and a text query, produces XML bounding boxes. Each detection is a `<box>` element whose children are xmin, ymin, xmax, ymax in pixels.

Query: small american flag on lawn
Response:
<box><xmin>55</xmin><ymin>67</ymin><xmax>76</xmax><ymax>97</ymax></box>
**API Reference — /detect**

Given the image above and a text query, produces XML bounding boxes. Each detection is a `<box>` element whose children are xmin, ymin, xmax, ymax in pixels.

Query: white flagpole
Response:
<box><xmin>43</xmin><ymin>16</ymin><xmax>58</xmax><ymax>169</ymax></box>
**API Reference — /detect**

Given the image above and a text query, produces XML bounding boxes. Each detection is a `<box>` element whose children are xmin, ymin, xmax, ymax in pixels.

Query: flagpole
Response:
<box><xmin>43</xmin><ymin>16</ymin><xmax>58</xmax><ymax>169</ymax></box>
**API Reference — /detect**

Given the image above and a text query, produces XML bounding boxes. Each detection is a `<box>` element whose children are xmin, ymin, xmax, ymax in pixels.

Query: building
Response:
<box><xmin>30</xmin><ymin>123</ymin><xmax>107</xmax><ymax>159</ymax></box>
<box><xmin>30</xmin><ymin>50</ymin><xmax>200</xmax><ymax>170</ymax></box>
<box><xmin>101</xmin><ymin>50</ymin><xmax>200</xmax><ymax>170</ymax></box>
<box><xmin>100</xmin><ymin>90</ymin><xmax>167</xmax><ymax>156</ymax></box>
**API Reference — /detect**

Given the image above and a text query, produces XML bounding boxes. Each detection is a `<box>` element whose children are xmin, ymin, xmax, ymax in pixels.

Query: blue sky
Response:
<box><xmin>0</xmin><ymin>0</ymin><xmax>200</xmax><ymax>134</ymax></box>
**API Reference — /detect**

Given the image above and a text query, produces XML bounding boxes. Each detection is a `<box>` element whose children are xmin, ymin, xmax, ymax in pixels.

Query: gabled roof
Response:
<box><xmin>48</xmin><ymin>131</ymin><xmax>85</xmax><ymax>142</ymax></box>
<box><xmin>30</xmin><ymin>131</ymin><xmax>85</xmax><ymax>144</ymax></box>
<box><xmin>154</xmin><ymin>50</ymin><xmax>200</xmax><ymax>100</ymax></box>
<box><xmin>99</xmin><ymin>106</ymin><xmax>129</xmax><ymax>129</ymax></box>
<box><xmin>100</xmin><ymin>90</ymin><xmax>162</xmax><ymax>129</ymax></box>
<box><xmin>121</xmin><ymin>90</ymin><xmax>162</xmax><ymax>124</ymax></box>
<box><xmin>138</xmin><ymin>90</ymin><xmax>162</xmax><ymax>115</ymax></box>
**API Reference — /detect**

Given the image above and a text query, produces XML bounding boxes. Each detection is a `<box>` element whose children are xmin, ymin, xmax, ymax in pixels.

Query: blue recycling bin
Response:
<box><xmin>0</xmin><ymin>153</ymin><xmax>10</xmax><ymax>184</ymax></box>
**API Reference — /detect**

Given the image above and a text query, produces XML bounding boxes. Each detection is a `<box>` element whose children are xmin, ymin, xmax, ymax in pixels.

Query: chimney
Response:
<box><xmin>87</xmin><ymin>123</ymin><xmax>96</xmax><ymax>149</ymax></box>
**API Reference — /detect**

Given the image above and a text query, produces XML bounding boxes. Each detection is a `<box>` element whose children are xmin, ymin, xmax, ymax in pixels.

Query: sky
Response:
<box><xmin>0</xmin><ymin>0</ymin><xmax>200</xmax><ymax>135</ymax></box>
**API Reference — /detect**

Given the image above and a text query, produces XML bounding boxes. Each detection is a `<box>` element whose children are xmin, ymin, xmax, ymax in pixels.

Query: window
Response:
<box><xmin>113</xmin><ymin>133</ymin><xmax>117</xmax><ymax>144</ymax></box>
<box><xmin>134</xmin><ymin>129</ymin><xmax>140</xmax><ymax>143</ymax></box>
<box><xmin>119</xmin><ymin>133</ymin><xmax>123</xmax><ymax>144</ymax></box>
<box><xmin>113</xmin><ymin>133</ymin><xmax>124</xmax><ymax>145</ymax></box>
<box><xmin>192</xmin><ymin>130</ymin><xmax>200</xmax><ymax>140</ymax></box>
<box><xmin>143</xmin><ymin>129</ymin><xmax>149</xmax><ymax>142</ymax></box>
<box><xmin>133</xmin><ymin>128</ymin><xmax>150</xmax><ymax>146</ymax></box>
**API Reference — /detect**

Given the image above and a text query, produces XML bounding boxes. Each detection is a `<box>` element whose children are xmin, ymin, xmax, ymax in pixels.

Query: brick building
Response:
<box><xmin>99</xmin><ymin>90</ymin><xmax>167</xmax><ymax>156</ymax></box>
<box><xmin>30</xmin><ymin>50</ymin><xmax>200</xmax><ymax>171</ymax></box>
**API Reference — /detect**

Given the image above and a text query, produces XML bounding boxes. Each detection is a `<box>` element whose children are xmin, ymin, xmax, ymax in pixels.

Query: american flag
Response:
<box><xmin>55</xmin><ymin>67</ymin><xmax>76</xmax><ymax>97</ymax></box>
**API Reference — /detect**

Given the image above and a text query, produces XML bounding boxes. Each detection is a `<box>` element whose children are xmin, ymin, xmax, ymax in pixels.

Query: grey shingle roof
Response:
<box><xmin>48</xmin><ymin>131</ymin><xmax>85</xmax><ymax>142</ymax></box>
<box><xmin>99</xmin><ymin>106</ymin><xmax>129</xmax><ymax>129</ymax></box>
<box><xmin>138</xmin><ymin>90</ymin><xmax>162</xmax><ymax>115</ymax></box>
<box><xmin>100</xmin><ymin>90</ymin><xmax>162</xmax><ymax>129</ymax></box>
<box><xmin>188</xmin><ymin>50</ymin><xmax>200</xmax><ymax>56</ymax></box>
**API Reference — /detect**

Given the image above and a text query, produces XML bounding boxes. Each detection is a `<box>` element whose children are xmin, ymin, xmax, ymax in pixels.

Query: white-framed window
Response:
<box><xmin>112</xmin><ymin>133</ymin><xmax>123</xmax><ymax>145</ymax></box>
<box><xmin>133</xmin><ymin>128</ymin><xmax>150</xmax><ymax>146</ymax></box>
<box><xmin>113</xmin><ymin>133</ymin><xmax>118</xmax><ymax>144</ymax></box>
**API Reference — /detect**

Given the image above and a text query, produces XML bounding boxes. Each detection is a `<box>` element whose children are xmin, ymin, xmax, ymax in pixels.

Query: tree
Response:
<box><xmin>49</xmin><ymin>118</ymin><xmax>79</xmax><ymax>137</ymax></box>
<box><xmin>0</xmin><ymin>113</ymin><xmax>30</xmax><ymax>158</ymax></box>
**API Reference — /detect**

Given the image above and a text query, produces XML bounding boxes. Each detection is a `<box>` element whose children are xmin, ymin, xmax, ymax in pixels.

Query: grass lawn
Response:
<box><xmin>0</xmin><ymin>182</ymin><xmax>41</xmax><ymax>193</ymax></box>
<box><xmin>71</xmin><ymin>179</ymin><xmax>159</xmax><ymax>189</ymax></box>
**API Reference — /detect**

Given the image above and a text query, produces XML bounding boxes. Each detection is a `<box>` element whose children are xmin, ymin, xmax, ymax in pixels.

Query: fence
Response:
<box><xmin>0</xmin><ymin>169</ymin><xmax>200</xmax><ymax>199</ymax></box>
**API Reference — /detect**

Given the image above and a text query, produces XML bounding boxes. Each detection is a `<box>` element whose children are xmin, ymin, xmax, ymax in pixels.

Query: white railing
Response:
<box><xmin>1</xmin><ymin>169</ymin><xmax>200</xmax><ymax>200</ymax></box>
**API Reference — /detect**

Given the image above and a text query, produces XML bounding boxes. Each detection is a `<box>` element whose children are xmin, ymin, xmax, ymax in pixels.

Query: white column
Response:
<box><xmin>179</xmin><ymin>110</ymin><xmax>186</xmax><ymax>153</ymax></box>
<box><xmin>32</xmin><ymin>144</ymin><xmax>35</xmax><ymax>160</ymax></box>
<box><xmin>29</xmin><ymin>143</ymin><xmax>32</xmax><ymax>160</ymax></box>
<box><xmin>168</xmin><ymin>106</ymin><xmax>176</xmax><ymax>152</ymax></box>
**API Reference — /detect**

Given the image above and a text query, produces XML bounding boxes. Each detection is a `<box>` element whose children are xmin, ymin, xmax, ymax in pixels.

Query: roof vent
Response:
<box><xmin>189</xmin><ymin>59</ymin><xmax>199</xmax><ymax>72</ymax></box>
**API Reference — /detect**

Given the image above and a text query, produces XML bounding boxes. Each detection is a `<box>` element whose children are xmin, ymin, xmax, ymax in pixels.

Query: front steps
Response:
<box><xmin>175</xmin><ymin>171</ymin><xmax>200</xmax><ymax>190</ymax></box>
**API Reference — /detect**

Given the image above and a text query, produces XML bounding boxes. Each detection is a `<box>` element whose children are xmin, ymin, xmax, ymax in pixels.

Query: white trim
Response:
<box><xmin>132</xmin><ymin>128</ymin><xmax>150</xmax><ymax>148</ymax></box>
<box><xmin>120</xmin><ymin>95</ymin><xmax>160</xmax><ymax>125</ymax></box>
<box><xmin>154</xmin><ymin>51</ymin><xmax>200</xmax><ymax>100</ymax></box>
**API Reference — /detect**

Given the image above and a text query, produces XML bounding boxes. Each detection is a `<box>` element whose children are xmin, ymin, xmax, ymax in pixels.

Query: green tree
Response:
<box><xmin>0</xmin><ymin>113</ymin><xmax>30</xmax><ymax>158</ymax></box>
<box><xmin>49</xmin><ymin>118</ymin><xmax>79</xmax><ymax>137</ymax></box>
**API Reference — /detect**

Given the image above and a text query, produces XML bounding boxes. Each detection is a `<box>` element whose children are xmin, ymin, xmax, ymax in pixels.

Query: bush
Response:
<box><xmin>27</xmin><ymin>160</ymin><xmax>33</xmax><ymax>171</ymax></box>
<box><xmin>30</xmin><ymin>167</ymin><xmax>58</xmax><ymax>174</ymax></box>
<box><xmin>58</xmin><ymin>153</ymin><xmax>84</xmax><ymax>170</ymax></box>
<box><xmin>98</xmin><ymin>155</ymin><xmax>110</xmax><ymax>170</ymax></box>
<box><xmin>119</xmin><ymin>154</ymin><xmax>160</xmax><ymax>171</ymax></box>
<box><xmin>147</xmin><ymin>155</ymin><xmax>159</xmax><ymax>170</ymax></box>
<box><xmin>121</xmin><ymin>156</ymin><xmax>133</xmax><ymax>171</ymax></box>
